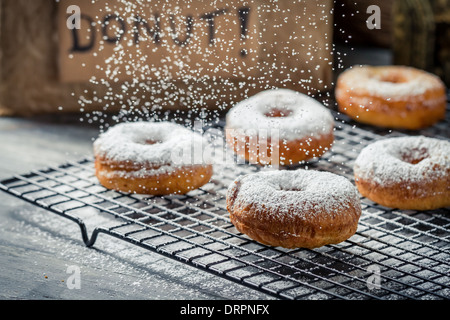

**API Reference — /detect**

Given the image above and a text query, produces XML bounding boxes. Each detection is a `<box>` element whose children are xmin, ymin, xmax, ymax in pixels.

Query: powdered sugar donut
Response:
<box><xmin>354</xmin><ymin>136</ymin><xmax>450</xmax><ymax>210</ymax></box>
<box><xmin>336</xmin><ymin>65</ymin><xmax>446</xmax><ymax>130</ymax></box>
<box><xmin>93</xmin><ymin>121</ymin><xmax>213</xmax><ymax>195</ymax></box>
<box><xmin>225</xmin><ymin>89</ymin><xmax>335</xmax><ymax>166</ymax></box>
<box><xmin>226</xmin><ymin>169</ymin><xmax>362</xmax><ymax>249</ymax></box>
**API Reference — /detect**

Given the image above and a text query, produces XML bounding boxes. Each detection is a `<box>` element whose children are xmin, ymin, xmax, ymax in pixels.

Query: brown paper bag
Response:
<box><xmin>0</xmin><ymin>0</ymin><xmax>333</xmax><ymax>116</ymax></box>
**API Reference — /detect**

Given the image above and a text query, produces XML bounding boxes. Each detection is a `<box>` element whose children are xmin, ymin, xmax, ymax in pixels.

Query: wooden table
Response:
<box><xmin>0</xmin><ymin>115</ymin><xmax>281</xmax><ymax>300</ymax></box>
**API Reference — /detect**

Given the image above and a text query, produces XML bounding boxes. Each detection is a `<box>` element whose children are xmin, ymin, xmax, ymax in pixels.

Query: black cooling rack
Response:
<box><xmin>1</xmin><ymin>111</ymin><xmax>449</xmax><ymax>301</ymax></box>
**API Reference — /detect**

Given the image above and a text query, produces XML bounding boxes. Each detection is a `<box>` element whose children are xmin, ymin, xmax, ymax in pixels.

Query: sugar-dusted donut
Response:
<box><xmin>93</xmin><ymin>121</ymin><xmax>213</xmax><ymax>195</ymax></box>
<box><xmin>335</xmin><ymin>65</ymin><xmax>446</xmax><ymax>130</ymax></box>
<box><xmin>354</xmin><ymin>136</ymin><xmax>450</xmax><ymax>210</ymax></box>
<box><xmin>226</xmin><ymin>169</ymin><xmax>362</xmax><ymax>249</ymax></box>
<box><xmin>225</xmin><ymin>89</ymin><xmax>335</xmax><ymax>166</ymax></box>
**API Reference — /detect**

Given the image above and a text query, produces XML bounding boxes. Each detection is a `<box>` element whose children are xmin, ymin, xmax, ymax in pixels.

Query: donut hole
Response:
<box><xmin>400</xmin><ymin>148</ymin><xmax>429</xmax><ymax>165</ymax></box>
<box><xmin>378</xmin><ymin>73</ymin><xmax>409</xmax><ymax>84</ymax></box>
<box><xmin>279</xmin><ymin>185</ymin><xmax>303</xmax><ymax>192</ymax></box>
<box><xmin>264</xmin><ymin>108</ymin><xmax>293</xmax><ymax>118</ymax></box>
<box><xmin>142</xmin><ymin>139</ymin><xmax>163</xmax><ymax>145</ymax></box>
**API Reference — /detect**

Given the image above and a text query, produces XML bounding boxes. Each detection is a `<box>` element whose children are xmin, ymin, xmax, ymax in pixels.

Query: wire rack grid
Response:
<box><xmin>1</xmin><ymin>104</ymin><xmax>449</xmax><ymax>300</ymax></box>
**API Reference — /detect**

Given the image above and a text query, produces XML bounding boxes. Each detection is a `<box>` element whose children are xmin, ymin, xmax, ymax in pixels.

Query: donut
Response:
<box><xmin>335</xmin><ymin>65</ymin><xmax>446</xmax><ymax>130</ymax></box>
<box><xmin>226</xmin><ymin>169</ymin><xmax>362</xmax><ymax>249</ymax></box>
<box><xmin>354</xmin><ymin>136</ymin><xmax>450</xmax><ymax>211</ymax></box>
<box><xmin>93</xmin><ymin>121</ymin><xmax>213</xmax><ymax>195</ymax></box>
<box><xmin>225</xmin><ymin>89</ymin><xmax>335</xmax><ymax>166</ymax></box>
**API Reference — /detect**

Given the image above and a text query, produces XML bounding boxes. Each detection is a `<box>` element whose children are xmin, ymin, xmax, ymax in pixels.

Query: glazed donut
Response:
<box><xmin>226</xmin><ymin>169</ymin><xmax>362</xmax><ymax>249</ymax></box>
<box><xmin>225</xmin><ymin>89</ymin><xmax>335</xmax><ymax>166</ymax></box>
<box><xmin>354</xmin><ymin>136</ymin><xmax>450</xmax><ymax>211</ymax></box>
<box><xmin>335</xmin><ymin>65</ymin><xmax>446</xmax><ymax>130</ymax></box>
<box><xmin>93</xmin><ymin>121</ymin><xmax>213</xmax><ymax>195</ymax></box>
